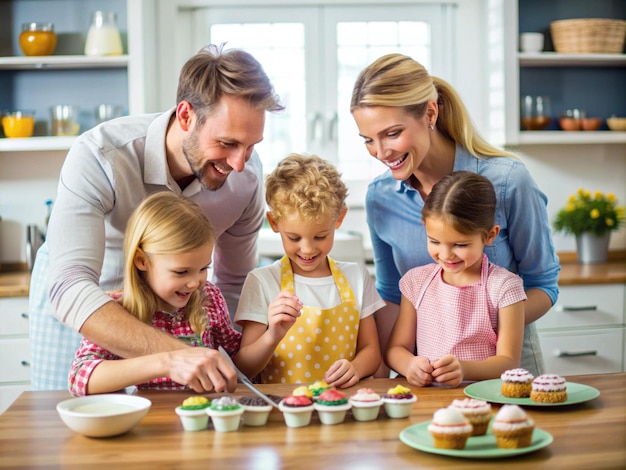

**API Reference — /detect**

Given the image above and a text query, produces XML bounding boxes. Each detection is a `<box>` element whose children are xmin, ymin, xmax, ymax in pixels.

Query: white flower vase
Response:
<box><xmin>575</xmin><ymin>232</ymin><xmax>610</xmax><ymax>264</ymax></box>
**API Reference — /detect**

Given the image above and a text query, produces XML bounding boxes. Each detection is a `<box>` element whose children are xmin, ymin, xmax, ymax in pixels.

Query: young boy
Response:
<box><xmin>234</xmin><ymin>154</ymin><xmax>383</xmax><ymax>388</ymax></box>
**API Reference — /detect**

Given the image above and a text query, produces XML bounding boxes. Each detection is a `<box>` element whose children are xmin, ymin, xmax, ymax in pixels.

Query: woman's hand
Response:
<box><xmin>324</xmin><ymin>359</ymin><xmax>359</xmax><ymax>388</ymax></box>
<box><xmin>431</xmin><ymin>354</ymin><xmax>463</xmax><ymax>387</ymax></box>
<box><xmin>266</xmin><ymin>290</ymin><xmax>303</xmax><ymax>341</ymax></box>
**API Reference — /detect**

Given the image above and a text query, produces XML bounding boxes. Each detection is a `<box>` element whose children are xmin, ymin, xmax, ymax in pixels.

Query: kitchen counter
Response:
<box><xmin>0</xmin><ymin>268</ymin><xmax>30</xmax><ymax>297</ymax></box>
<box><xmin>1</xmin><ymin>374</ymin><xmax>624</xmax><ymax>468</ymax></box>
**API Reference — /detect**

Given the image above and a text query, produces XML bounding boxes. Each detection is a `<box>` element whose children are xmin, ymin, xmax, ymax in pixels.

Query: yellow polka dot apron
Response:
<box><xmin>261</xmin><ymin>255</ymin><xmax>360</xmax><ymax>384</ymax></box>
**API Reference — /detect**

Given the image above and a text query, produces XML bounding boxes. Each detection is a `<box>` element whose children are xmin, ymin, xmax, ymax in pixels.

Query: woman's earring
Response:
<box><xmin>429</xmin><ymin>124</ymin><xmax>435</xmax><ymax>131</ymax></box>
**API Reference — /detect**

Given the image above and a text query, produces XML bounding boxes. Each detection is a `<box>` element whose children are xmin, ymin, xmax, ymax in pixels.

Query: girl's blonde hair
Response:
<box><xmin>121</xmin><ymin>192</ymin><xmax>216</xmax><ymax>333</ymax></box>
<box><xmin>350</xmin><ymin>53</ymin><xmax>517</xmax><ymax>159</ymax></box>
<box><xmin>265</xmin><ymin>153</ymin><xmax>348</xmax><ymax>223</ymax></box>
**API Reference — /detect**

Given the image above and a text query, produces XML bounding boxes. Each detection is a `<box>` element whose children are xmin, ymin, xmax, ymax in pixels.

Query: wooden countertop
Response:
<box><xmin>0</xmin><ymin>374</ymin><xmax>624</xmax><ymax>468</ymax></box>
<box><xmin>1</xmin><ymin>252</ymin><xmax>626</xmax><ymax>298</ymax></box>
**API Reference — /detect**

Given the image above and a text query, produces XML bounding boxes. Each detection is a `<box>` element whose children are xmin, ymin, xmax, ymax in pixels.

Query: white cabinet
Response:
<box><xmin>537</xmin><ymin>284</ymin><xmax>625</xmax><ymax>376</ymax></box>
<box><xmin>0</xmin><ymin>296</ymin><xmax>30</xmax><ymax>413</ymax></box>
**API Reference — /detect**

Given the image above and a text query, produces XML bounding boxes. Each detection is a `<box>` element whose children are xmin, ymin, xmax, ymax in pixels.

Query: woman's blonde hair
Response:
<box><xmin>350</xmin><ymin>53</ymin><xmax>516</xmax><ymax>159</ymax></box>
<box><xmin>266</xmin><ymin>153</ymin><xmax>348</xmax><ymax>223</ymax></box>
<box><xmin>121</xmin><ymin>192</ymin><xmax>216</xmax><ymax>333</ymax></box>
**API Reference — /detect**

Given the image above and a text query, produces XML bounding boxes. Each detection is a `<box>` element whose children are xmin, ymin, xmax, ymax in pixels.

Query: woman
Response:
<box><xmin>350</xmin><ymin>53</ymin><xmax>560</xmax><ymax>377</ymax></box>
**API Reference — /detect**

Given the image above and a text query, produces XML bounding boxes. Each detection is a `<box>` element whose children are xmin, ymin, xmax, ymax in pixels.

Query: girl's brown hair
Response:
<box><xmin>422</xmin><ymin>171</ymin><xmax>497</xmax><ymax>240</ymax></box>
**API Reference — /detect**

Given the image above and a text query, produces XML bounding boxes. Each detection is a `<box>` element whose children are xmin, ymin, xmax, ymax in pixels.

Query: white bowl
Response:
<box><xmin>175</xmin><ymin>406</ymin><xmax>210</xmax><ymax>431</ymax></box>
<box><xmin>314</xmin><ymin>402</ymin><xmax>352</xmax><ymax>425</ymax></box>
<box><xmin>206</xmin><ymin>407</ymin><xmax>244</xmax><ymax>432</ymax></box>
<box><xmin>56</xmin><ymin>394</ymin><xmax>151</xmax><ymax>438</ymax></box>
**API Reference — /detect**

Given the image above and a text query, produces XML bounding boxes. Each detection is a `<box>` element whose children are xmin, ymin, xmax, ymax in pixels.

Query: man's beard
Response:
<box><xmin>183</xmin><ymin>132</ymin><xmax>228</xmax><ymax>191</ymax></box>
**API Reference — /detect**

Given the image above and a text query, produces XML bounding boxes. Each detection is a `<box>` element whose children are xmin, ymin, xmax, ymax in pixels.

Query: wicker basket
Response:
<box><xmin>550</xmin><ymin>18</ymin><xmax>626</xmax><ymax>54</ymax></box>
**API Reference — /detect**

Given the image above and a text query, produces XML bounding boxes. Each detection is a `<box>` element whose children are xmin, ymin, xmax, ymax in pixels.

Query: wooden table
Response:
<box><xmin>1</xmin><ymin>374</ymin><xmax>624</xmax><ymax>469</ymax></box>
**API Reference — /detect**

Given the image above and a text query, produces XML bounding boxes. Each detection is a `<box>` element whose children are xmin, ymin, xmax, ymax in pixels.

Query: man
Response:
<box><xmin>29</xmin><ymin>44</ymin><xmax>284</xmax><ymax>392</ymax></box>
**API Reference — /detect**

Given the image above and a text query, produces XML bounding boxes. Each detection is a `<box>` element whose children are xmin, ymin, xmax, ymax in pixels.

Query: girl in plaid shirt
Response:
<box><xmin>386</xmin><ymin>172</ymin><xmax>526</xmax><ymax>388</ymax></box>
<box><xmin>68</xmin><ymin>192</ymin><xmax>241</xmax><ymax>396</ymax></box>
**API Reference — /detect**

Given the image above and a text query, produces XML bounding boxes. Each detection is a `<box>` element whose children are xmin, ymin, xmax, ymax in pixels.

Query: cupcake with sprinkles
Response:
<box><xmin>382</xmin><ymin>384</ymin><xmax>417</xmax><ymax>418</ymax></box>
<box><xmin>530</xmin><ymin>374</ymin><xmax>568</xmax><ymax>403</ymax></box>
<box><xmin>206</xmin><ymin>396</ymin><xmax>244</xmax><ymax>432</ymax></box>
<box><xmin>314</xmin><ymin>388</ymin><xmax>352</xmax><ymax>425</ymax></box>
<box><xmin>500</xmin><ymin>368</ymin><xmax>534</xmax><ymax>398</ymax></box>
<box><xmin>448</xmin><ymin>398</ymin><xmax>492</xmax><ymax>436</ymax></box>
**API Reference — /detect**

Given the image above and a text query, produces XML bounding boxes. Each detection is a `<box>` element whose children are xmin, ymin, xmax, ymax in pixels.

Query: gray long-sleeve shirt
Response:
<box><xmin>43</xmin><ymin>108</ymin><xmax>264</xmax><ymax>329</ymax></box>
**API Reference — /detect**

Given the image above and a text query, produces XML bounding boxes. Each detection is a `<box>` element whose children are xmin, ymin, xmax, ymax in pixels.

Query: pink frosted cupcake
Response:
<box><xmin>530</xmin><ymin>374</ymin><xmax>568</xmax><ymax>403</ymax></box>
<box><xmin>448</xmin><ymin>398</ymin><xmax>492</xmax><ymax>436</ymax></box>
<box><xmin>427</xmin><ymin>407</ymin><xmax>473</xmax><ymax>450</ymax></box>
<box><xmin>501</xmin><ymin>368</ymin><xmax>534</xmax><ymax>398</ymax></box>
<box><xmin>491</xmin><ymin>404</ymin><xmax>535</xmax><ymax>448</ymax></box>
<box><xmin>349</xmin><ymin>388</ymin><xmax>383</xmax><ymax>422</ymax></box>
<box><xmin>314</xmin><ymin>389</ymin><xmax>351</xmax><ymax>425</ymax></box>
<box><xmin>279</xmin><ymin>394</ymin><xmax>315</xmax><ymax>428</ymax></box>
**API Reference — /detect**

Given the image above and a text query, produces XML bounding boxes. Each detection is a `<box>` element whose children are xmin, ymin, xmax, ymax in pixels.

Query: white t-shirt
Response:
<box><xmin>234</xmin><ymin>259</ymin><xmax>385</xmax><ymax>325</ymax></box>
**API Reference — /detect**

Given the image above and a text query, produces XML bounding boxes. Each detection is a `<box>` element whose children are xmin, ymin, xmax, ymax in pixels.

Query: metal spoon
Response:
<box><xmin>217</xmin><ymin>346</ymin><xmax>279</xmax><ymax>408</ymax></box>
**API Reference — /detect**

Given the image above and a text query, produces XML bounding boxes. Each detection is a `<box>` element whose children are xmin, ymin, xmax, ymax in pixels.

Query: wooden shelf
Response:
<box><xmin>516</xmin><ymin>130</ymin><xmax>626</xmax><ymax>145</ymax></box>
<box><xmin>519</xmin><ymin>52</ymin><xmax>626</xmax><ymax>67</ymax></box>
<box><xmin>0</xmin><ymin>136</ymin><xmax>76</xmax><ymax>152</ymax></box>
<box><xmin>0</xmin><ymin>55</ymin><xmax>129</xmax><ymax>70</ymax></box>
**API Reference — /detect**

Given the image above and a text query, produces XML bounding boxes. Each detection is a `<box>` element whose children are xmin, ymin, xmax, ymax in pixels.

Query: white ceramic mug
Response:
<box><xmin>520</xmin><ymin>32</ymin><xmax>544</xmax><ymax>53</ymax></box>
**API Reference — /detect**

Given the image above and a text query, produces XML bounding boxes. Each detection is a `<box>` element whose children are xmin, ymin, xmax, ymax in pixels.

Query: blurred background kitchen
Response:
<box><xmin>0</xmin><ymin>0</ymin><xmax>625</xmax><ymax>411</ymax></box>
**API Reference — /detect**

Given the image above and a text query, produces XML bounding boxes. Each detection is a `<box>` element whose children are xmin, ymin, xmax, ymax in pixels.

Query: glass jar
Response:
<box><xmin>1</xmin><ymin>110</ymin><xmax>36</xmax><ymax>138</ymax></box>
<box><xmin>19</xmin><ymin>22</ymin><xmax>57</xmax><ymax>56</ymax></box>
<box><xmin>84</xmin><ymin>11</ymin><xmax>123</xmax><ymax>56</ymax></box>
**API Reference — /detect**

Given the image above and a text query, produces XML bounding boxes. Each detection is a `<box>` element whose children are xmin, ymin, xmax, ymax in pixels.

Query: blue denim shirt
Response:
<box><xmin>366</xmin><ymin>145</ymin><xmax>560</xmax><ymax>306</ymax></box>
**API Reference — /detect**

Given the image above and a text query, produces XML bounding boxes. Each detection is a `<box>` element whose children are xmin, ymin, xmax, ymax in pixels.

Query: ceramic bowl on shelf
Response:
<box><xmin>1</xmin><ymin>110</ymin><xmax>36</xmax><ymax>138</ymax></box>
<box><xmin>606</xmin><ymin>117</ymin><xmax>626</xmax><ymax>131</ymax></box>
<box><xmin>56</xmin><ymin>394</ymin><xmax>151</xmax><ymax>438</ymax></box>
<box><xmin>581</xmin><ymin>118</ymin><xmax>603</xmax><ymax>131</ymax></box>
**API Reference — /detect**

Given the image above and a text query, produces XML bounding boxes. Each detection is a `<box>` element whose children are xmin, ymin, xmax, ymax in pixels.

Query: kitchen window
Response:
<box><xmin>158</xmin><ymin>1</ymin><xmax>457</xmax><ymax>206</ymax></box>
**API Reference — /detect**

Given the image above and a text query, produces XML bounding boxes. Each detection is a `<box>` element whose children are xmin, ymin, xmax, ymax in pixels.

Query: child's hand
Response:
<box><xmin>431</xmin><ymin>354</ymin><xmax>463</xmax><ymax>387</ymax></box>
<box><xmin>266</xmin><ymin>290</ymin><xmax>303</xmax><ymax>341</ymax></box>
<box><xmin>324</xmin><ymin>359</ymin><xmax>359</xmax><ymax>388</ymax></box>
<box><xmin>404</xmin><ymin>356</ymin><xmax>434</xmax><ymax>387</ymax></box>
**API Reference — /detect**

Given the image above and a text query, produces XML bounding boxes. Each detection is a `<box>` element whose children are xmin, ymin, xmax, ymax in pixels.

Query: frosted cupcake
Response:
<box><xmin>314</xmin><ymin>389</ymin><xmax>351</xmax><ymax>425</ymax></box>
<box><xmin>382</xmin><ymin>384</ymin><xmax>417</xmax><ymax>418</ymax></box>
<box><xmin>349</xmin><ymin>388</ymin><xmax>383</xmax><ymax>422</ymax></box>
<box><xmin>239</xmin><ymin>395</ymin><xmax>280</xmax><ymax>427</ymax></box>
<box><xmin>491</xmin><ymin>404</ymin><xmax>535</xmax><ymax>449</ymax></box>
<box><xmin>427</xmin><ymin>407</ymin><xmax>473</xmax><ymax>450</ymax></box>
<box><xmin>501</xmin><ymin>368</ymin><xmax>534</xmax><ymax>398</ymax></box>
<box><xmin>308</xmin><ymin>380</ymin><xmax>331</xmax><ymax>399</ymax></box>
<box><xmin>206</xmin><ymin>396</ymin><xmax>244</xmax><ymax>432</ymax></box>
<box><xmin>448</xmin><ymin>398</ymin><xmax>492</xmax><ymax>436</ymax></box>
<box><xmin>278</xmin><ymin>394</ymin><xmax>315</xmax><ymax>428</ymax></box>
<box><xmin>530</xmin><ymin>374</ymin><xmax>568</xmax><ymax>403</ymax></box>
<box><xmin>175</xmin><ymin>396</ymin><xmax>210</xmax><ymax>431</ymax></box>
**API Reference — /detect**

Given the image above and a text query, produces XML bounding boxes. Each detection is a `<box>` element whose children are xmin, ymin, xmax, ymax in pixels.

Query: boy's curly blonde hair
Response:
<box><xmin>265</xmin><ymin>154</ymin><xmax>348</xmax><ymax>223</ymax></box>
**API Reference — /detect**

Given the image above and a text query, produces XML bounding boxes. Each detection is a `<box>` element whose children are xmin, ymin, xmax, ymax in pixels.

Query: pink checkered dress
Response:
<box><xmin>68</xmin><ymin>281</ymin><xmax>241</xmax><ymax>396</ymax></box>
<box><xmin>399</xmin><ymin>254</ymin><xmax>526</xmax><ymax>361</ymax></box>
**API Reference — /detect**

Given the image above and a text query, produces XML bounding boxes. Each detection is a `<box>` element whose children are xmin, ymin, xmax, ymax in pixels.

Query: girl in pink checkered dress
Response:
<box><xmin>386</xmin><ymin>171</ymin><xmax>526</xmax><ymax>388</ymax></box>
<box><xmin>68</xmin><ymin>192</ymin><xmax>241</xmax><ymax>396</ymax></box>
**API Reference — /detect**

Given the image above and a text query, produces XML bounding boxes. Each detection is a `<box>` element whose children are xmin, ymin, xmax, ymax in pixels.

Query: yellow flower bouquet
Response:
<box><xmin>553</xmin><ymin>189</ymin><xmax>625</xmax><ymax>237</ymax></box>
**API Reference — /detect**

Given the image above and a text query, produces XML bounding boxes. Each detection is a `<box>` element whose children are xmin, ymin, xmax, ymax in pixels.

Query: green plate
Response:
<box><xmin>399</xmin><ymin>421</ymin><xmax>552</xmax><ymax>459</ymax></box>
<box><xmin>464</xmin><ymin>379</ymin><xmax>600</xmax><ymax>406</ymax></box>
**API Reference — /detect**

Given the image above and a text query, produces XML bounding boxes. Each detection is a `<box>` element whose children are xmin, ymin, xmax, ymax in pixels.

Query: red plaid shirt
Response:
<box><xmin>68</xmin><ymin>281</ymin><xmax>241</xmax><ymax>396</ymax></box>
